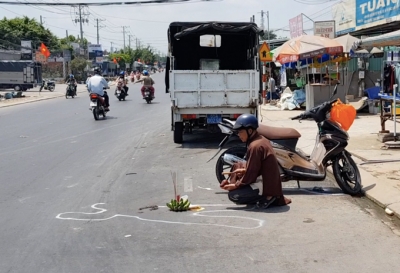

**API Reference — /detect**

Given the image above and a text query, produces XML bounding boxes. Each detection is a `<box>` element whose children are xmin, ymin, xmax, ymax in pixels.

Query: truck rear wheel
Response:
<box><xmin>174</xmin><ymin>122</ymin><xmax>183</xmax><ymax>144</ymax></box>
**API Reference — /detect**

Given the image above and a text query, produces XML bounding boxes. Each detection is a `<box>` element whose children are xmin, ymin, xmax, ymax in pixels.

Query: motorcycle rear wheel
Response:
<box><xmin>333</xmin><ymin>152</ymin><xmax>362</xmax><ymax>195</ymax></box>
<box><xmin>215</xmin><ymin>146</ymin><xmax>247</xmax><ymax>184</ymax></box>
<box><xmin>93</xmin><ymin>107</ymin><xmax>100</xmax><ymax>120</ymax></box>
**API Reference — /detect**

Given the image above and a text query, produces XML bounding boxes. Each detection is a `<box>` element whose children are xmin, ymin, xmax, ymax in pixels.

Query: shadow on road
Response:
<box><xmin>179</xmin><ymin>132</ymin><xmax>242</xmax><ymax>149</ymax></box>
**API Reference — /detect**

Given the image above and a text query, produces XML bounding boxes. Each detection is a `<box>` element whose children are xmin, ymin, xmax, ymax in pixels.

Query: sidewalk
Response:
<box><xmin>261</xmin><ymin>104</ymin><xmax>400</xmax><ymax>217</ymax></box>
<box><xmin>0</xmin><ymin>84</ymin><xmax>89</xmax><ymax>108</ymax></box>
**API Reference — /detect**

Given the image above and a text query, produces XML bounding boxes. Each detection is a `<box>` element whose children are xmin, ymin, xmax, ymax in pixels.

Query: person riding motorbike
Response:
<box><xmin>115</xmin><ymin>71</ymin><xmax>129</xmax><ymax>95</ymax></box>
<box><xmin>136</xmin><ymin>70</ymin><xmax>155</xmax><ymax>98</ymax></box>
<box><xmin>66</xmin><ymin>74</ymin><xmax>77</xmax><ymax>96</ymax></box>
<box><xmin>87</xmin><ymin>67</ymin><xmax>110</xmax><ymax>111</ymax></box>
<box><xmin>220</xmin><ymin>114</ymin><xmax>291</xmax><ymax>209</ymax></box>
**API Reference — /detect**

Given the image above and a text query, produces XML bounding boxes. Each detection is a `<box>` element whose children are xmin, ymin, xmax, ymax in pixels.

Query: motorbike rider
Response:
<box><xmin>87</xmin><ymin>67</ymin><xmax>110</xmax><ymax>111</ymax></box>
<box><xmin>66</xmin><ymin>74</ymin><xmax>77</xmax><ymax>96</ymax></box>
<box><xmin>115</xmin><ymin>71</ymin><xmax>129</xmax><ymax>95</ymax></box>
<box><xmin>136</xmin><ymin>70</ymin><xmax>155</xmax><ymax>98</ymax></box>
<box><xmin>220</xmin><ymin>114</ymin><xmax>291</xmax><ymax>209</ymax></box>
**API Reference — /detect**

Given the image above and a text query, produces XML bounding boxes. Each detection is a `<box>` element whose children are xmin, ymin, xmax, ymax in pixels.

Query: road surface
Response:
<box><xmin>1</xmin><ymin>72</ymin><xmax>400</xmax><ymax>273</ymax></box>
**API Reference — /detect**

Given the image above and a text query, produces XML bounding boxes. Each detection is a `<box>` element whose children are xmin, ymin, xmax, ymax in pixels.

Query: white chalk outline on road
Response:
<box><xmin>56</xmin><ymin>203</ymin><xmax>265</xmax><ymax>230</ymax></box>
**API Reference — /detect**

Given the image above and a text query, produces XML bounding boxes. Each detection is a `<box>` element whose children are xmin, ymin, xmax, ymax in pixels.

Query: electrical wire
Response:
<box><xmin>15</xmin><ymin>0</ymin><xmax>70</xmax><ymax>14</ymax></box>
<box><xmin>0</xmin><ymin>0</ymin><xmax>218</xmax><ymax>6</ymax></box>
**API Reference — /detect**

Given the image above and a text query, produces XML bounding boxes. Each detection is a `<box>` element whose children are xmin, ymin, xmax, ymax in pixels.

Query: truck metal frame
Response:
<box><xmin>0</xmin><ymin>60</ymin><xmax>42</xmax><ymax>91</ymax></box>
<box><xmin>166</xmin><ymin>21</ymin><xmax>263</xmax><ymax>143</ymax></box>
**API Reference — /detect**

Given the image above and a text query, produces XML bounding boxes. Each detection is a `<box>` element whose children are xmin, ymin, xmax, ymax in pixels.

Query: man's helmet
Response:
<box><xmin>143</xmin><ymin>70</ymin><xmax>149</xmax><ymax>76</ymax></box>
<box><xmin>119</xmin><ymin>71</ymin><xmax>125</xmax><ymax>76</ymax></box>
<box><xmin>94</xmin><ymin>67</ymin><xmax>101</xmax><ymax>74</ymax></box>
<box><xmin>233</xmin><ymin>114</ymin><xmax>259</xmax><ymax>131</ymax></box>
<box><xmin>70</xmin><ymin>74</ymin><xmax>74</xmax><ymax>78</ymax></box>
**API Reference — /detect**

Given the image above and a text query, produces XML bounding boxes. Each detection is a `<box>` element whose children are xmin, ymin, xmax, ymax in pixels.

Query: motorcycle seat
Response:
<box><xmin>257</xmin><ymin>124</ymin><xmax>301</xmax><ymax>140</ymax></box>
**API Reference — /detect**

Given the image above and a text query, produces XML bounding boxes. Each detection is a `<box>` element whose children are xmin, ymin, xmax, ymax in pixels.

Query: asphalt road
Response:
<box><xmin>1</xmin><ymin>72</ymin><xmax>400</xmax><ymax>273</ymax></box>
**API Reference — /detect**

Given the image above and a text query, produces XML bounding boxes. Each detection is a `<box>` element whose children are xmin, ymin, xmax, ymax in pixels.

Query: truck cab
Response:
<box><xmin>166</xmin><ymin>21</ymin><xmax>263</xmax><ymax>144</ymax></box>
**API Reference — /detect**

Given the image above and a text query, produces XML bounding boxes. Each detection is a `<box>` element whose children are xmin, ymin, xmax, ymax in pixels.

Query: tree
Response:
<box><xmin>0</xmin><ymin>16</ymin><xmax>59</xmax><ymax>51</ymax></box>
<box><xmin>109</xmin><ymin>52</ymin><xmax>131</xmax><ymax>69</ymax></box>
<box><xmin>260</xmin><ymin>30</ymin><xmax>277</xmax><ymax>41</ymax></box>
<box><xmin>70</xmin><ymin>57</ymin><xmax>88</xmax><ymax>81</ymax></box>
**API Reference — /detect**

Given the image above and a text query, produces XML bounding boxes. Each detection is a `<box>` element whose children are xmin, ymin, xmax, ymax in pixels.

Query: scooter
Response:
<box><xmin>143</xmin><ymin>87</ymin><xmax>153</xmax><ymax>104</ymax></box>
<box><xmin>115</xmin><ymin>88</ymin><xmax>126</xmax><ymax>101</ymax></box>
<box><xmin>65</xmin><ymin>83</ymin><xmax>76</xmax><ymax>99</ymax></box>
<box><xmin>89</xmin><ymin>89</ymin><xmax>108</xmax><ymax>120</ymax></box>
<box><xmin>210</xmin><ymin>83</ymin><xmax>362</xmax><ymax>196</ymax></box>
<box><xmin>39</xmin><ymin>79</ymin><xmax>55</xmax><ymax>92</ymax></box>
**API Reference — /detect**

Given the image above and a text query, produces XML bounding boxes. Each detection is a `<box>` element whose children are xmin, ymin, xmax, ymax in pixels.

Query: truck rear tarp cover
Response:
<box><xmin>166</xmin><ymin>22</ymin><xmax>263</xmax><ymax>92</ymax></box>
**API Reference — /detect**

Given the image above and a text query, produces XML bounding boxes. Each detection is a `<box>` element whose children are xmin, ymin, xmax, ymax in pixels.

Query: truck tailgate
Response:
<box><xmin>171</xmin><ymin>70</ymin><xmax>259</xmax><ymax>108</ymax></box>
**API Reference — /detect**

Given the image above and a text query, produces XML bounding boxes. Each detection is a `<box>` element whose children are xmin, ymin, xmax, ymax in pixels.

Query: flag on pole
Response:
<box><xmin>39</xmin><ymin>43</ymin><xmax>51</xmax><ymax>58</ymax></box>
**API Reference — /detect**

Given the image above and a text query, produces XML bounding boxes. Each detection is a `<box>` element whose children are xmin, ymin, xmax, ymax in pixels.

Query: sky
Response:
<box><xmin>0</xmin><ymin>0</ymin><xmax>339</xmax><ymax>54</ymax></box>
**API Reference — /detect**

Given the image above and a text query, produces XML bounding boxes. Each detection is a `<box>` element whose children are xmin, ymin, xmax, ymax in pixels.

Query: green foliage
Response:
<box><xmin>70</xmin><ymin>57</ymin><xmax>88</xmax><ymax>80</ymax></box>
<box><xmin>0</xmin><ymin>16</ymin><xmax>59</xmax><ymax>50</ymax></box>
<box><xmin>260</xmin><ymin>30</ymin><xmax>277</xmax><ymax>41</ymax></box>
<box><xmin>110</xmin><ymin>47</ymin><xmax>157</xmax><ymax>68</ymax></box>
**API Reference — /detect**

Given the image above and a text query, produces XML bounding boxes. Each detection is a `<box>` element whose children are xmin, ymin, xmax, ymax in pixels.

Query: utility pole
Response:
<box><xmin>261</xmin><ymin>10</ymin><xmax>264</xmax><ymax>31</ymax></box>
<box><xmin>40</xmin><ymin>15</ymin><xmax>43</xmax><ymax>25</ymax></box>
<box><xmin>136</xmin><ymin>37</ymin><xmax>138</xmax><ymax>49</ymax></box>
<box><xmin>128</xmin><ymin>34</ymin><xmax>133</xmax><ymax>49</ymax></box>
<box><xmin>110</xmin><ymin>42</ymin><xmax>113</xmax><ymax>53</ymax></box>
<box><xmin>122</xmin><ymin>26</ymin><xmax>129</xmax><ymax>48</ymax></box>
<box><xmin>74</xmin><ymin>5</ymin><xmax>90</xmax><ymax>56</ymax></box>
<box><xmin>267</xmin><ymin>11</ymin><xmax>270</xmax><ymax>42</ymax></box>
<box><xmin>95</xmin><ymin>18</ymin><xmax>106</xmax><ymax>45</ymax></box>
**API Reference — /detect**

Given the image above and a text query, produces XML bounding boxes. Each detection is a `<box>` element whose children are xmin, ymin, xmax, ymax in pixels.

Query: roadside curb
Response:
<box><xmin>0</xmin><ymin>90</ymin><xmax>87</xmax><ymax>109</ymax></box>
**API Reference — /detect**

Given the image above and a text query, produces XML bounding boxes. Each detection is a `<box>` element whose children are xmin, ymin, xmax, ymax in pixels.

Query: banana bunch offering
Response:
<box><xmin>166</xmin><ymin>198</ymin><xmax>191</xmax><ymax>212</ymax></box>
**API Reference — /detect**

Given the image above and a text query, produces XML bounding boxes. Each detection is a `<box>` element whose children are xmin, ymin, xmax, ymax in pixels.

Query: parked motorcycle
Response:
<box><xmin>65</xmin><ymin>83</ymin><xmax>76</xmax><ymax>99</ymax></box>
<box><xmin>115</xmin><ymin>88</ymin><xmax>126</xmax><ymax>101</ymax></box>
<box><xmin>143</xmin><ymin>87</ymin><xmax>153</xmax><ymax>104</ymax></box>
<box><xmin>89</xmin><ymin>90</ymin><xmax>108</xmax><ymax>120</ymax></box>
<box><xmin>39</xmin><ymin>79</ymin><xmax>55</xmax><ymax>92</ymax></box>
<box><xmin>210</xmin><ymin>84</ymin><xmax>362</xmax><ymax>196</ymax></box>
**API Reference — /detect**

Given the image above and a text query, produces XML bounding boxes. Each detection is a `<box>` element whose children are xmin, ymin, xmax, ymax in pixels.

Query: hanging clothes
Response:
<box><xmin>384</xmin><ymin>64</ymin><xmax>395</xmax><ymax>93</ymax></box>
<box><xmin>395</xmin><ymin>64</ymin><xmax>400</xmax><ymax>91</ymax></box>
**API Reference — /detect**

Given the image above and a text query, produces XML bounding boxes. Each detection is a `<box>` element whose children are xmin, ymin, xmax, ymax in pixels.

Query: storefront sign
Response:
<box><xmin>289</xmin><ymin>14</ymin><xmax>303</xmax><ymax>38</ymax></box>
<box><xmin>333</xmin><ymin>0</ymin><xmax>400</xmax><ymax>35</ymax></box>
<box><xmin>314</xmin><ymin>21</ymin><xmax>336</xmax><ymax>39</ymax></box>
<box><xmin>35</xmin><ymin>51</ymin><xmax>47</xmax><ymax>63</ymax></box>
<box><xmin>356</xmin><ymin>0</ymin><xmax>400</xmax><ymax>27</ymax></box>
<box><xmin>332</xmin><ymin>0</ymin><xmax>356</xmax><ymax>35</ymax></box>
<box><xmin>88</xmin><ymin>44</ymin><xmax>102</xmax><ymax>53</ymax></box>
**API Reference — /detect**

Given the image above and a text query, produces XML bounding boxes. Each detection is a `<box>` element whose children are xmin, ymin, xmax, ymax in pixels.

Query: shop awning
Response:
<box><xmin>361</xmin><ymin>29</ymin><xmax>400</xmax><ymax>48</ymax></box>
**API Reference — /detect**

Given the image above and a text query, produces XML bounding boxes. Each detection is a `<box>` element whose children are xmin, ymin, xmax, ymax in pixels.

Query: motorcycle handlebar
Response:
<box><xmin>291</xmin><ymin>114</ymin><xmax>306</xmax><ymax>120</ymax></box>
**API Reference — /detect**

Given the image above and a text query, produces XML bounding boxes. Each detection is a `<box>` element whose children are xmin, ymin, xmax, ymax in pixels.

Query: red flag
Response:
<box><xmin>39</xmin><ymin>43</ymin><xmax>50</xmax><ymax>58</ymax></box>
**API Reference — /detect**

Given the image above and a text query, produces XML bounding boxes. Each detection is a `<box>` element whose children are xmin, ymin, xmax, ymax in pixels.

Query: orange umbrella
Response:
<box><xmin>274</xmin><ymin>35</ymin><xmax>343</xmax><ymax>64</ymax></box>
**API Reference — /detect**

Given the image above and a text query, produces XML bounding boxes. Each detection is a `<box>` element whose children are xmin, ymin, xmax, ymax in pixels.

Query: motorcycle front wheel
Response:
<box><xmin>332</xmin><ymin>151</ymin><xmax>362</xmax><ymax>195</ymax></box>
<box><xmin>215</xmin><ymin>146</ymin><xmax>247</xmax><ymax>184</ymax></box>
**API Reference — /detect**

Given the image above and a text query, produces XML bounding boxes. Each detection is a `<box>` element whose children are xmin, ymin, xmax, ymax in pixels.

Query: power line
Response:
<box><xmin>0</xmin><ymin>0</ymin><xmax>216</xmax><ymax>6</ymax></box>
<box><xmin>15</xmin><ymin>0</ymin><xmax>70</xmax><ymax>14</ymax></box>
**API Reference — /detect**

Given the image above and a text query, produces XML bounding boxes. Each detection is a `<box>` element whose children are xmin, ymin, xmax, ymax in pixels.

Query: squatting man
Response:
<box><xmin>220</xmin><ymin>114</ymin><xmax>291</xmax><ymax>209</ymax></box>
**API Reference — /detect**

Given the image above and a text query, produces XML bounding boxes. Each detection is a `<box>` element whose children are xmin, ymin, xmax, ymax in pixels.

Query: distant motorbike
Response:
<box><xmin>89</xmin><ymin>89</ymin><xmax>108</xmax><ymax>120</ymax></box>
<box><xmin>39</xmin><ymin>79</ymin><xmax>55</xmax><ymax>92</ymax></box>
<box><xmin>65</xmin><ymin>83</ymin><xmax>75</xmax><ymax>99</ymax></box>
<box><xmin>115</xmin><ymin>88</ymin><xmax>126</xmax><ymax>101</ymax></box>
<box><xmin>143</xmin><ymin>87</ymin><xmax>153</xmax><ymax>104</ymax></box>
<box><xmin>210</xmin><ymin>83</ymin><xmax>362</xmax><ymax>196</ymax></box>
